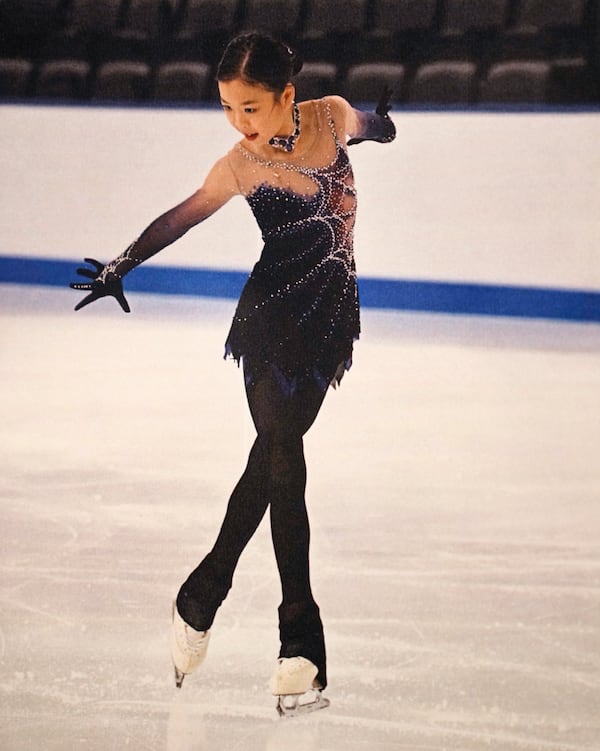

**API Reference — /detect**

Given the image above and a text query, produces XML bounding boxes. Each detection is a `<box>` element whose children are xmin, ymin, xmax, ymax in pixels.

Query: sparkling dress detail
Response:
<box><xmin>224</xmin><ymin>101</ymin><xmax>360</xmax><ymax>393</ymax></box>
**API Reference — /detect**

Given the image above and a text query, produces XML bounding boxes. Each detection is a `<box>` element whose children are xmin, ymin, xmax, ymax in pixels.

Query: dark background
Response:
<box><xmin>1</xmin><ymin>0</ymin><xmax>599</xmax><ymax>106</ymax></box>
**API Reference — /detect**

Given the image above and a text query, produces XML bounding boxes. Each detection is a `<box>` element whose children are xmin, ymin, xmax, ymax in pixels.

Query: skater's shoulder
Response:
<box><xmin>193</xmin><ymin>152</ymin><xmax>242</xmax><ymax>205</ymax></box>
<box><xmin>223</xmin><ymin>142</ymin><xmax>247</xmax><ymax>167</ymax></box>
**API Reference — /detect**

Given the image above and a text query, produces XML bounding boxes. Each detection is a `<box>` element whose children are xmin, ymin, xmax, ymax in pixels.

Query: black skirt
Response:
<box><xmin>225</xmin><ymin>227</ymin><xmax>360</xmax><ymax>393</ymax></box>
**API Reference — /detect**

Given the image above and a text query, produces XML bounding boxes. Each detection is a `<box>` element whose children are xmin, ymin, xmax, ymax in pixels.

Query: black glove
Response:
<box><xmin>347</xmin><ymin>85</ymin><xmax>395</xmax><ymax>146</ymax></box>
<box><xmin>374</xmin><ymin>84</ymin><xmax>393</xmax><ymax>118</ymax></box>
<box><xmin>70</xmin><ymin>258</ymin><xmax>131</xmax><ymax>312</ymax></box>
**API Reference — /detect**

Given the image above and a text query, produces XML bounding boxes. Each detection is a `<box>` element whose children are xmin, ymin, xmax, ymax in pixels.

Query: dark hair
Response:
<box><xmin>216</xmin><ymin>33</ymin><xmax>303</xmax><ymax>96</ymax></box>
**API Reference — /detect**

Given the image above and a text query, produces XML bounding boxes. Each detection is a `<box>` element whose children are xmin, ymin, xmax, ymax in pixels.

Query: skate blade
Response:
<box><xmin>174</xmin><ymin>665</ymin><xmax>185</xmax><ymax>689</ymax></box>
<box><xmin>276</xmin><ymin>689</ymin><xmax>330</xmax><ymax>718</ymax></box>
<box><xmin>171</xmin><ymin>602</ymin><xmax>185</xmax><ymax>688</ymax></box>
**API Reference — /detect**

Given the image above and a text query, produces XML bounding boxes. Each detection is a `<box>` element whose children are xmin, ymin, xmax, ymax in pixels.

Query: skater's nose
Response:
<box><xmin>232</xmin><ymin>110</ymin><xmax>250</xmax><ymax>132</ymax></box>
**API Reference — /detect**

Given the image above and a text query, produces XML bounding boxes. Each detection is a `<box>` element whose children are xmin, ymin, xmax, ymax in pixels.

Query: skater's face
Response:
<box><xmin>218</xmin><ymin>78</ymin><xmax>295</xmax><ymax>151</ymax></box>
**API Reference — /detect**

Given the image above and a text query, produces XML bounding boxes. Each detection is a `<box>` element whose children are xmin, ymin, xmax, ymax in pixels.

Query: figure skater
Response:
<box><xmin>71</xmin><ymin>32</ymin><xmax>395</xmax><ymax>716</ymax></box>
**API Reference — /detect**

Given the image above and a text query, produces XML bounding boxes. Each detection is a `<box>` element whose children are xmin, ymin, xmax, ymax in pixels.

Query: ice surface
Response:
<box><xmin>1</xmin><ymin>285</ymin><xmax>600</xmax><ymax>750</ymax></box>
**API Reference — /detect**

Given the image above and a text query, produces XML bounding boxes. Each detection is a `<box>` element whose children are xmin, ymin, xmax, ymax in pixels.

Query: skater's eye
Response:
<box><xmin>220</xmin><ymin>100</ymin><xmax>258</xmax><ymax>114</ymax></box>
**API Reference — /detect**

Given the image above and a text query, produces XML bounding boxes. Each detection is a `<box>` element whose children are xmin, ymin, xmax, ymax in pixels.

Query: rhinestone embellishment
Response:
<box><xmin>269</xmin><ymin>103</ymin><xmax>301</xmax><ymax>153</ymax></box>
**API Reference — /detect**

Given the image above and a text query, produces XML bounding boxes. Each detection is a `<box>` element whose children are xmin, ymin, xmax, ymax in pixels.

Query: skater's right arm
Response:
<box><xmin>70</xmin><ymin>156</ymin><xmax>239</xmax><ymax>312</ymax></box>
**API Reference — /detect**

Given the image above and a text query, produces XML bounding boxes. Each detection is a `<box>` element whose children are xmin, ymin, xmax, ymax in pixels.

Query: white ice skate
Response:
<box><xmin>269</xmin><ymin>657</ymin><xmax>330</xmax><ymax>717</ymax></box>
<box><xmin>170</xmin><ymin>602</ymin><xmax>211</xmax><ymax>688</ymax></box>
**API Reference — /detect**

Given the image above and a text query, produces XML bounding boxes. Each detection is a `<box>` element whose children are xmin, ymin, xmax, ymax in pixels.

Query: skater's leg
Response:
<box><xmin>173</xmin><ymin>361</ymin><xmax>331</xmax><ymax>696</ymax></box>
<box><xmin>245</xmin><ymin>369</ymin><xmax>329</xmax><ymax>689</ymax></box>
<box><xmin>268</xmin><ymin>439</ymin><xmax>327</xmax><ymax>689</ymax></box>
<box><xmin>175</xmin><ymin>360</ymin><xmax>323</xmax><ymax>631</ymax></box>
<box><xmin>171</xmin><ymin>373</ymin><xmax>279</xmax><ymax>685</ymax></box>
<box><xmin>177</xmin><ymin>434</ymin><xmax>271</xmax><ymax>631</ymax></box>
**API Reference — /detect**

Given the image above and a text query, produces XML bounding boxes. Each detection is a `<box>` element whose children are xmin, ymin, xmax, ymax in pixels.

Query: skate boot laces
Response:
<box><xmin>178</xmin><ymin>620</ymin><xmax>209</xmax><ymax>655</ymax></box>
<box><xmin>171</xmin><ymin>602</ymin><xmax>211</xmax><ymax>686</ymax></box>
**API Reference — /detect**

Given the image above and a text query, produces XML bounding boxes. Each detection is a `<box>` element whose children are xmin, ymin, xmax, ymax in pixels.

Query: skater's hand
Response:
<box><xmin>70</xmin><ymin>258</ymin><xmax>131</xmax><ymax>312</ymax></box>
<box><xmin>348</xmin><ymin>85</ymin><xmax>395</xmax><ymax>146</ymax></box>
<box><xmin>372</xmin><ymin>84</ymin><xmax>393</xmax><ymax>119</ymax></box>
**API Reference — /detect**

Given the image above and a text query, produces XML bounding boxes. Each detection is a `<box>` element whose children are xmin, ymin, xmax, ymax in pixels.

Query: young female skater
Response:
<box><xmin>71</xmin><ymin>33</ymin><xmax>395</xmax><ymax>716</ymax></box>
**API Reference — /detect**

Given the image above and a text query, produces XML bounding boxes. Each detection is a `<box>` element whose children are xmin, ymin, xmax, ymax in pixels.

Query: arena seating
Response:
<box><xmin>408</xmin><ymin>60</ymin><xmax>478</xmax><ymax>104</ymax></box>
<box><xmin>0</xmin><ymin>0</ymin><xmax>597</xmax><ymax>105</ymax></box>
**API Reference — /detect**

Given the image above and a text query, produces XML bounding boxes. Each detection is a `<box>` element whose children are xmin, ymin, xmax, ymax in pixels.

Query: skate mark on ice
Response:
<box><xmin>322</xmin><ymin>710</ymin><xmax>592</xmax><ymax>751</ymax></box>
<box><xmin>92</xmin><ymin>697</ymin><xmax>276</xmax><ymax>721</ymax></box>
<box><xmin>2</xmin><ymin>595</ymin><xmax>79</xmax><ymax>628</ymax></box>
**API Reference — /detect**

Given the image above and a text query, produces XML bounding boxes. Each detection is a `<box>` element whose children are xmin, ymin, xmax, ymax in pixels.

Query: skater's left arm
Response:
<box><xmin>327</xmin><ymin>91</ymin><xmax>396</xmax><ymax>146</ymax></box>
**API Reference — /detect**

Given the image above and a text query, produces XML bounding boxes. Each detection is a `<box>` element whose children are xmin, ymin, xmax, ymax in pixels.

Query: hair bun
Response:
<box><xmin>290</xmin><ymin>49</ymin><xmax>304</xmax><ymax>77</ymax></box>
<box><xmin>281</xmin><ymin>41</ymin><xmax>303</xmax><ymax>77</ymax></box>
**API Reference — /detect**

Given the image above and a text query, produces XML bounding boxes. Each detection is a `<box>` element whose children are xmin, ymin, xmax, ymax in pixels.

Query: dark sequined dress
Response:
<box><xmin>224</xmin><ymin>100</ymin><xmax>360</xmax><ymax>393</ymax></box>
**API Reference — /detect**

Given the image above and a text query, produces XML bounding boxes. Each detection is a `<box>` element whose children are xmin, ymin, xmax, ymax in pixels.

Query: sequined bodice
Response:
<box><xmin>241</xmin><ymin>143</ymin><xmax>357</xmax><ymax>249</ymax></box>
<box><xmin>224</xmin><ymin>100</ymin><xmax>361</xmax><ymax>390</ymax></box>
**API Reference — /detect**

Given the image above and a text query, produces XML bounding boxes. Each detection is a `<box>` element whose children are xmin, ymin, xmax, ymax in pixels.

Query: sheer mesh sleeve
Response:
<box><xmin>96</xmin><ymin>210</ymin><xmax>191</xmax><ymax>283</ymax></box>
<box><xmin>97</xmin><ymin>156</ymin><xmax>239</xmax><ymax>282</ymax></box>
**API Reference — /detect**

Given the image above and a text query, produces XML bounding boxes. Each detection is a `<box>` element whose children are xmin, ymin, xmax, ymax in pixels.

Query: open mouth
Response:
<box><xmin>245</xmin><ymin>133</ymin><xmax>258</xmax><ymax>141</ymax></box>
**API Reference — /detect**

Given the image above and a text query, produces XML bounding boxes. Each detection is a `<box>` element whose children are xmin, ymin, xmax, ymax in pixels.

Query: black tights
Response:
<box><xmin>176</xmin><ymin>362</ymin><xmax>330</xmax><ymax>688</ymax></box>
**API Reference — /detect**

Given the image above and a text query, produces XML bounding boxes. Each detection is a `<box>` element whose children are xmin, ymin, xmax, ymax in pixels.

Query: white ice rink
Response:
<box><xmin>1</xmin><ymin>283</ymin><xmax>599</xmax><ymax>750</ymax></box>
